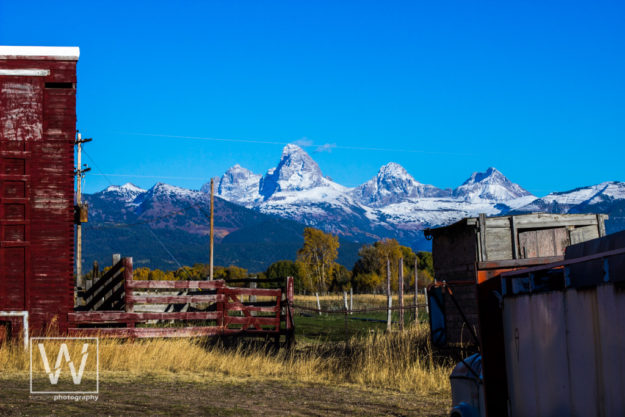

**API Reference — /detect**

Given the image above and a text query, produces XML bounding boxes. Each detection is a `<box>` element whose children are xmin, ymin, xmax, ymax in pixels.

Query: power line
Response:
<box><xmin>91</xmin><ymin>173</ymin><xmax>209</xmax><ymax>181</ymax></box>
<box><xmin>82</xmin><ymin>146</ymin><xmax>205</xmax><ymax>272</ymax></box>
<box><xmin>144</xmin><ymin>225</ymin><xmax>184</xmax><ymax>270</ymax></box>
<box><xmin>115</xmin><ymin>131</ymin><xmax>478</xmax><ymax>156</ymax></box>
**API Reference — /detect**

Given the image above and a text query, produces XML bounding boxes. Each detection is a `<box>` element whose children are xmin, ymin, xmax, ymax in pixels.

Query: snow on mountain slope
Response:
<box><xmin>259</xmin><ymin>144</ymin><xmax>328</xmax><ymax>198</ymax></box>
<box><xmin>101</xmin><ymin>183</ymin><xmax>146</xmax><ymax>204</ymax></box>
<box><xmin>377</xmin><ymin>198</ymin><xmax>500</xmax><ymax>227</ymax></box>
<box><xmin>143</xmin><ymin>182</ymin><xmax>201</xmax><ymax>201</ymax></box>
<box><xmin>199</xmin><ymin>144</ymin><xmax>544</xmax><ymax>244</ymax></box>
<box><xmin>352</xmin><ymin>162</ymin><xmax>450</xmax><ymax>207</ymax></box>
<box><xmin>207</xmin><ymin>164</ymin><xmax>261</xmax><ymax>206</ymax></box>
<box><xmin>453</xmin><ymin>167</ymin><xmax>532</xmax><ymax>202</ymax></box>
<box><xmin>516</xmin><ymin>181</ymin><xmax>625</xmax><ymax>213</ymax></box>
<box><xmin>89</xmin><ymin>143</ymin><xmax>625</xmax><ymax>252</ymax></box>
<box><xmin>252</xmin><ymin>145</ymin><xmax>368</xmax><ymax>235</ymax></box>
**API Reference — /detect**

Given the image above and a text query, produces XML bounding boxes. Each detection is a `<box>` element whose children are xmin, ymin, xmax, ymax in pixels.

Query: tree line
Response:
<box><xmin>288</xmin><ymin>227</ymin><xmax>434</xmax><ymax>293</ymax></box>
<box><xmin>89</xmin><ymin>227</ymin><xmax>434</xmax><ymax>293</ymax></box>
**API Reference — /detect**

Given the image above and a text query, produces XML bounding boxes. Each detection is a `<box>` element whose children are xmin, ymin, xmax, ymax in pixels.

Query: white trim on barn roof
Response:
<box><xmin>0</xmin><ymin>69</ymin><xmax>51</xmax><ymax>76</ymax></box>
<box><xmin>0</xmin><ymin>46</ymin><xmax>80</xmax><ymax>60</ymax></box>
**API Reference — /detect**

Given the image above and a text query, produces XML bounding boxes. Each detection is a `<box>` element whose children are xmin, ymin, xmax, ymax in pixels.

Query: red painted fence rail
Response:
<box><xmin>69</xmin><ymin>257</ymin><xmax>295</xmax><ymax>343</ymax></box>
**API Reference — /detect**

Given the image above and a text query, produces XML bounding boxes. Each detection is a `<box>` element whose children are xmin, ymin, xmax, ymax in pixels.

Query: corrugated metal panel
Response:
<box><xmin>563</xmin><ymin>288</ymin><xmax>600</xmax><ymax>416</ymax></box>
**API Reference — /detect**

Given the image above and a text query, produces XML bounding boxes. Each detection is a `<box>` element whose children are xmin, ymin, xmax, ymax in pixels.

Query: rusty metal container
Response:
<box><xmin>499</xmin><ymin>230</ymin><xmax>625</xmax><ymax>417</ymax></box>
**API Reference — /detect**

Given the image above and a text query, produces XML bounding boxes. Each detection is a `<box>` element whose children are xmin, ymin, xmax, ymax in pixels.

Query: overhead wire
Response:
<box><xmin>116</xmin><ymin>131</ymin><xmax>478</xmax><ymax>156</ymax></box>
<box><xmin>82</xmin><ymin>148</ymin><xmax>211</xmax><ymax>276</ymax></box>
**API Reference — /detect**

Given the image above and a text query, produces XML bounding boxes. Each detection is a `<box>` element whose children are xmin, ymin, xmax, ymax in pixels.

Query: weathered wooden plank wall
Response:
<box><xmin>427</xmin><ymin>213</ymin><xmax>609</xmax><ymax>345</ymax></box>
<box><xmin>0</xmin><ymin>48</ymin><xmax>78</xmax><ymax>335</ymax></box>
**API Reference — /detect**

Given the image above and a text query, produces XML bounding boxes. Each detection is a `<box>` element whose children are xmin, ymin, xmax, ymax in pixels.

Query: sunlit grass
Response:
<box><xmin>0</xmin><ymin>322</ymin><xmax>450</xmax><ymax>395</ymax></box>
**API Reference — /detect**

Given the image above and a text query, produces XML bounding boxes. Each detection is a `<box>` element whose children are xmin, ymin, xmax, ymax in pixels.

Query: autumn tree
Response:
<box><xmin>265</xmin><ymin>260</ymin><xmax>301</xmax><ymax>290</ymax></box>
<box><xmin>296</xmin><ymin>227</ymin><xmax>339</xmax><ymax>293</ymax></box>
<box><xmin>330</xmin><ymin>263</ymin><xmax>352</xmax><ymax>291</ymax></box>
<box><xmin>351</xmin><ymin>244</ymin><xmax>383</xmax><ymax>291</ymax></box>
<box><xmin>375</xmin><ymin>239</ymin><xmax>403</xmax><ymax>284</ymax></box>
<box><xmin>415</xmin><ymin>251</ymin><xmax>435</xmax><ymax>287</ymax></box>
<box><xmin>351</xmin><ymin>238</ymin><xmax>420</xmax><ymax>292</ymax></box>
<box><xmin>133</xmin><ymin>267</ymin><xmax>151</xmax><ymax>280</ymax></box>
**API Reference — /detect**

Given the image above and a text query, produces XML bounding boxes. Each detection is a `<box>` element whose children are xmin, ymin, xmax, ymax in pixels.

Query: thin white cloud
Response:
<box><xmin>293</xmin><ymin>137</ymin><xmax>314</xmax><ymax>147</ymax></box>
<box><xmin>314</xmin><ymin>143</ymin><xmax>337</xmax><ymax>153</ymax></box>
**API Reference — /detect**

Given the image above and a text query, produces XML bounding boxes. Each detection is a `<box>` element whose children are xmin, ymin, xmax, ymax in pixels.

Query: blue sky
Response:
<box><xmin>1</xmin><ymin>1</ymin><xmax>623</xmax><ymax>196</ymax></box>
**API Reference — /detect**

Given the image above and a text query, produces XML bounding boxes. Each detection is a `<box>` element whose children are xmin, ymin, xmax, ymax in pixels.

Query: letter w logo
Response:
<box><xmin>37</xmin><ymin>343</ymin><xmax>90</xmax><ymax>385</ymax></box>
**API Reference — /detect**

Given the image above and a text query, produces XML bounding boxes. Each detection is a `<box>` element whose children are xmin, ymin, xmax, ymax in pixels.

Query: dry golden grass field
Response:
<box><xmin>0</xmin><ymin>294</ymin><xmax>452</xmax><ymax>416</ymax></box>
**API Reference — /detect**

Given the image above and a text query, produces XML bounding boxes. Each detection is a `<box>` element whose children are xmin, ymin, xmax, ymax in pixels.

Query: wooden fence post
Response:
<box><xmin>123</xmin><ymin>257</ymin><xmax>134</xmax><ymax>328</ymax></box>
<box><xmin>92</xmin><ymin>260</ymin><xmax>100</xmax><ymax>279</ymax></box>
<box><xmin>349</xmin><ymin>287</ymin><xmax>353</xmax><ymax>315</ymax></box>
<box><xmin>250</xmin><ymin>280</ymin><xmax>257</xmax><ymax>317</ymax></box>
<box><xmin>216</xmin><ymin>286</ymin><xmax>225</xmax><ymax>334</ymax></box>
<box><xmin>315</xmin><ymin>292</ymin><xmax>322</xmax><ymax>315</ymax></box>
<box><xmin>414</xmin><ymin>257</ymin><xmax>419</xmax><ymax>322</ymax></box>
<box><xmin>398</xmin><ymin>257</ymin><xmax>404</xmax><ymax>331</ymax></box>
<box><xmin>386</xmin><ymin>258</ymin><xmax>392</xmax><ymax>332</ymax></box>
<box><xmin>285</xmin><ymin>276</ymin><xmax>295</xmax><ymax>346</ymax></box>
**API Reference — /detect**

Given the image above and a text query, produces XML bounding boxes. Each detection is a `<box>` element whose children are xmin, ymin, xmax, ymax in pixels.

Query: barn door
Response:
<box><xmin>0</xmin><ymin>76</ymin><xmax>41</xmax><ymax>310</ymax></box>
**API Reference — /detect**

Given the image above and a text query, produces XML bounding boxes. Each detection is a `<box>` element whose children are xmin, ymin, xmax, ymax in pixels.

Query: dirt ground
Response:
<box><xmin>0</xmin><ymin>373</ymin><xmax>449</xmax><ymax>417</ymax></box>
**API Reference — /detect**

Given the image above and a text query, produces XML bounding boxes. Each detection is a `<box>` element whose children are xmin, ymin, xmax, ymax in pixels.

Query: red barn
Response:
<box><xmin>0</xmin><ymin>46</ymin><xmax>79</xmax><ymax>338</ymax></box>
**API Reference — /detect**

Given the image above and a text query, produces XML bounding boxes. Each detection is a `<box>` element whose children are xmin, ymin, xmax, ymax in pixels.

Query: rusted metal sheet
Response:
<box><xmin>503</xmin><ymin>284</ymin><xmax>625</xmax><ymax>417</ymax></box>
<box><xmin>501</xmin><ymin>244</ymin><xmax>625</xmax><ymax>417</ymax></box>
<box><xmin>0</xmin><ymin>47</ymin><xmax>77</xmax><ymax>335</ymax></box>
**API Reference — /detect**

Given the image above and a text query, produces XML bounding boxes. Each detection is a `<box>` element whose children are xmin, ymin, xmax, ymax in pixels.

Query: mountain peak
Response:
<box><xmin>454</xmin><ymin>167</ymin><xmax>532</xmax><ymax>202</ymax></box>
<box><xmin>463</xmin><ymin>167</ymin><xmax>503</xmax><ymax>184</ymax></box>
<box><xmin>225</xmin><ymin>164</ymin><xmax>254</xmax><ymax>176</ymax></box>
<box><xmin>210</xmin><ymin>164</ymin><xmax>261</xmax><ymax>206</ymax></box>
<box><xmin>147</xmin><ymin>182</ymin><xmax>197</xmax><ymax>199</ymax></box>
<box><xmin>378</xmin><ymin>162</ymin><xmax>410</xmax><ymax>178</ymax></box>
<box><xmin>259</xmin><ymin>144</ymin><xmax>325</xmax><ymax>198</ymax></box>
<box><xmin>352</xmin><ymin>162</ymin><xmax>448</xmax><ymax>207</ymax></box>
<box><xmin>101</xmin><ymin>183</ymin><xmax>146</xmax><ymax>204</ymax></box>
<box><xmin>282</xmin><ymin>143</ymin><xmax>307</xmax><ymax>157</ymax></box>
<box><xmin>104</xmin><ymin>182</ymin><xmax>145</xmax><ymax>193</ymax></box>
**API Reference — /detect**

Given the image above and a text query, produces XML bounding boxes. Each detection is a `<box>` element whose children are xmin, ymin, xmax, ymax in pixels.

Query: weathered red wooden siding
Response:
<box><xmin>0</xmin><ymin>48</ymin><xmax>78</xmax><ymax>335</ymax></box>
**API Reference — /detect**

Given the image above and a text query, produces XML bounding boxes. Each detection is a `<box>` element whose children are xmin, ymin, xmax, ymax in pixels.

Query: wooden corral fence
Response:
<box><xmin>69</xmin><ymin>258</ymin><xmax>295</xmax><ymax>344</ymax></box>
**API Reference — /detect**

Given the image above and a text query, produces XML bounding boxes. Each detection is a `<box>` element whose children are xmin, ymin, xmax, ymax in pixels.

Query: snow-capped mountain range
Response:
<box><xmin>84</xmin><ymin>144</ymin><xmax>625</xmax><ymax>270</ymax></box>
<box><xmin>205</xmin><ymin>144</ymin><xmax>541</xmax><ymax>235</ymax></box>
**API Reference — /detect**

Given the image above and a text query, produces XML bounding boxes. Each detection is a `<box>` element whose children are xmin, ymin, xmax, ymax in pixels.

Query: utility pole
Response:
<box><xmin>398</xmin><ymin>257</ymin><xmax>404</xmax><ymax>331</ymax></box>
<box><xmin>75</xmin><ymin>131</ymin><xmax>91</xmax><ymax>292</ymax></box>
<box><xmin>386</xmin><ymin>258</ymin><xmax>392</xmax><ymax>331</ymax></box>
<box><xmin>209</xmin><ymin>178</ymin><xmax>214</xmax><ymax>280</ymax></box>
<box><xmin>414</xmin><ymin>257</ymin><xmax>419</xmax><ymax>322</ymax></box>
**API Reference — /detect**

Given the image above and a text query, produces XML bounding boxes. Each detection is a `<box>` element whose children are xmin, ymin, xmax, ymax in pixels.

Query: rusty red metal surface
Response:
<box><xmin>0</xmin><ymin>49</ymin><xmax>77</xmax><ymax>335</ymax></box>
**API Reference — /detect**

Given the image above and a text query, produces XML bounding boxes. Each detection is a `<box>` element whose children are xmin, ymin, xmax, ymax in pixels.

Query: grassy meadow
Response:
<box><xmin>0</xmin><ymin>294</ymin><xmax>452</xmax><ymax>416</ymax></box>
